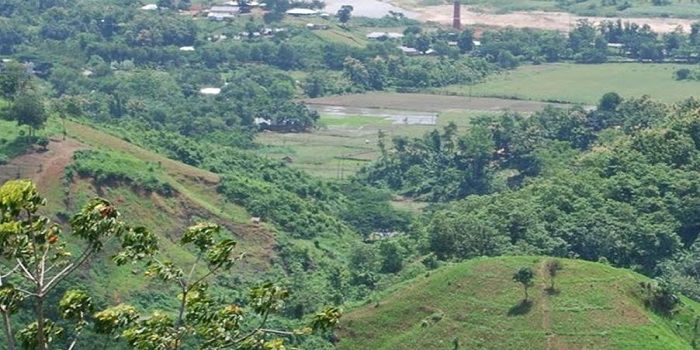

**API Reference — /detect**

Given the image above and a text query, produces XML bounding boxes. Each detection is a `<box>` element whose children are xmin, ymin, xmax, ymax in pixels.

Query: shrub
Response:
<box><xmin>638</xmin><ymin>279</ymin><xmax>681</xmax><ymax>315</ymax></box>
<box><xmin>68</xmin><ymin>150</ymin><xmax>174</xmax><ymax>196</ymax></box>
<box><xmin>675</xmin><ymin>68</ymin><xmax>693</xmax><ymax>81</ymax></box>
<box><xmin>36</xmin><ymin>137</ymin><xmax>49</xmax><ymax>150</ymax></box>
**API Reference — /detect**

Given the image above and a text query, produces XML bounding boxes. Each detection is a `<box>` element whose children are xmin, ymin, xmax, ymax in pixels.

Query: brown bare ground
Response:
<box><xmin>0</xmin><ymin>123</ymin><xmax>276</xmax><ymax>271</ymax></box>
<box><xmin>416</xmin><ymin>6</ymin><xmax>697</xmax><ymax>33</ymax></box>
<box><xmin>0</xmin><ymin>137</ymin><xmax>85</xmax><ymax>189</ymax></box>
<box><xmin>305</xmin><ymin>92</ymin><xmax>571</xmax><ymax>112</ymax></box>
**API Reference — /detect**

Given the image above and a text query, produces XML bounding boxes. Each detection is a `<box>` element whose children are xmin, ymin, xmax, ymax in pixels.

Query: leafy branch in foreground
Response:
<box><xmin>95</xmin><ymin>222</ymin><xmax>342</xmax><ymax>349</ymax></box>
<box><xmin>0</xmin><ymin>179</ymin><xmax>158</xmax><ymax>350</ymax></box>
<box><xmin>0</xmin><ymin>179</ymin><xmax>341</xmax><ymax>349</ymax></box>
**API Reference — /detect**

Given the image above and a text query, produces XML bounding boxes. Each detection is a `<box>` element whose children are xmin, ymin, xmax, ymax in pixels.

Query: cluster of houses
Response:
<box><xmin>140</xmin><ymin>1</ymin><xmax>329</xmax><ymax>21</ymax></box>
<box><xmin>364</xmin><ymin>31</ymin><xmax>483</xmax><ymax>56</ymax></box>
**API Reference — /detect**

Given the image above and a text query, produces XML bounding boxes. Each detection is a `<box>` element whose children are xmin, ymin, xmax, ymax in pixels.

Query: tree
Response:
<box><xmin>457</xmin><ymin>28</ymin><xmax>474</xmax><ymax>53</ymax></box>
<box><xmin>513</xmin><ymin>267</ymin><xmax>535</xmax><ymax>301</ymax></box>
<box><xmin>98</xmin><ymin>223</ymin><xmax>341</xmax><ymax>349</ymax></box>
<box><xmin>337</xmin><ymin>5</ymin><xmax>353</xmax><ymax>25</ymax></box>
<box><xmin>157</xmin><ymin>0</ymin><xmax>174</xmax><ymax>10</ymax></box>
<box><xmin>378</xmin><ymin>240</ymin><xmax>403</xmax><ymax>273</ymax></box>
<box><xmin>0</xmin><ymin>61</ymin><xmax>30</xmax><ymax>100</ymax></box>
<box><xmin>598</xmin><ymin>92</ymin><xmax>622</xmax><ymax>112</ymax></box>
<box><xmin>415</xmin><ymin>35</ymin><xmax>431</xmax><ymax>54</ymax></box>
<box><xmin>0</xmin><ymin>180</ymin><xmax>341</xmax><ymax>349</ymax></box>
<box><xmin>7</xmin><ymin>89</ymin><xmax>48</xmax><ymax>138</ymax></box>
<box><xmin>544</xmin><ymin>259</ymin><xmax>563</xmax><ymax>290</ymax></box>
<box><xmin>0</xmin><ymin>180</ymin><xmax>158</xmax><ymax>350</ymax></box>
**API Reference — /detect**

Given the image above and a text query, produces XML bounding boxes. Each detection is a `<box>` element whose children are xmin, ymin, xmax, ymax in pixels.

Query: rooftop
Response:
<box><xmin>200</xmin><ymin>87</ymin><xmax>222</xmax><ymax>95</ymax></box>
<box><xmin>366</xmin><ymin>32</ymin><xmax>404</xmax><ymax>39</ymax></box>
<box><xmin>285</xmin><ymin>8</ymin><xmax>318</xmax><ymax>15</ymax></box>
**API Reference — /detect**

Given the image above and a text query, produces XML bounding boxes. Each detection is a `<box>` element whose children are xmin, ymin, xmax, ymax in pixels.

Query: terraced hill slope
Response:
<box><xmin>338</xmin><ymin>256</ymin><xmax>700</xmax><ymax>350</ymax></box>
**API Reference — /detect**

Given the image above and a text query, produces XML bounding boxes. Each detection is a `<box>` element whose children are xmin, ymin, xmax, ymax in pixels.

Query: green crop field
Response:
<box><xmin>259</xmin><ymin>92</ymin><xmax>570</xmax><ymax>178</ymax></box>
<box><xmin>437</xmin><ymin>63</ymin><xmax>700</xmax><ymax>105</ymax></box>
<box><xmin>257</xmin><ymin>109</ymin><xmax>492</xmax><ymax>179</ymax></box>
<box><xmin>338</xmin><ymin>256</ymin><xmax>700</xmax><ymax>350</ymax></box>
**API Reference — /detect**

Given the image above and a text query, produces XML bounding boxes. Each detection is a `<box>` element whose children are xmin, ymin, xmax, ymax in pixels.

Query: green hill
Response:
<box><xmin>337</xmin><ymin>256</ymin><xmax>700</xmax><ymax>350</ymax></box>
<box><xmin>0</xmin><ymin>118</ymin><xmax>278</xmax><ymax>305</ymax></box>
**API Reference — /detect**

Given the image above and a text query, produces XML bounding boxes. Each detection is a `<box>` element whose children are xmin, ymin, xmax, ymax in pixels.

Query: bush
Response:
<box><xmin>638</xmin><ymin>279</ymin><xmax>681</xmax><ymax>315</ymax></box>
<box><xmin>68</xmin><ymin>150</ymin><xmax>174</xmax><ymax>196</ymax></box>
<box><xmin>36</xmin><ymin>137</ymin><xmax>49</xmax><ymax>150</ymax></box>
<box><xmin>0</xmin><ymin>154</ymin><xmax>9</xmax><ymax>165</ymax></box>
<box><xmin>675</xmin><ymin>68</ymin><xmax>693</xmax><ymax>81</ymax></box>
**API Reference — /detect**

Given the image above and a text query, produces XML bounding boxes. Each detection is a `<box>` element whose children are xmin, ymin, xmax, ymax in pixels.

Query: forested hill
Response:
<box><xmin>356</xmin><ymin>94</ymin><xmax>700</xmax><ymax>303</ymax></box>
<box><xmin>337</xmin><ymin>256</ymin><xmax>700</xmax><ymax>350</ymax></box>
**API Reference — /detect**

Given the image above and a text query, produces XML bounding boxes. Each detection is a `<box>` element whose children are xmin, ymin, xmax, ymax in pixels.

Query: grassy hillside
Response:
<box><xmin>437</xmin><ymin>63</ymin><xmax>700</xmax><ymax>105</ymax></box>
<box><xmin>338</xmin><ymin>256</ymin><xmax>700</xmax><ymax>350</ymax></box>
<box><xmin>0</xmin><ymin>119</ymin><xmax>278</xmax><ymax>306</ymax></box>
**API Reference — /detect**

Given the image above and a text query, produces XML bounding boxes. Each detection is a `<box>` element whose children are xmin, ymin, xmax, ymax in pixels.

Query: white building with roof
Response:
<box><xmin>285</xmin><ymin>8</ymin><xmax>318</xmax><ymax>16</ymax></box>
<box><xmin>200</xmin><ymin>87</ymin><xmax>222</xmax><ymax>95</ymax></box>
<box><xmin>366</xmin><ymin>32</ymin><xmax>404</xmax><ymax>40</ymax></box>
<box><xmin>140</xmin><ymin>4</ymin><xmax>158</xmax><ymax>10</ymax></box>
<box><xmin>210</xmin><ymin>5</ymin><xmax>239</xmax><ymax>13</ymax></box>
<box><xmin>208</xmin><ymin>12</ymin><xmax>235</xmax><ymax>20</ymax></box>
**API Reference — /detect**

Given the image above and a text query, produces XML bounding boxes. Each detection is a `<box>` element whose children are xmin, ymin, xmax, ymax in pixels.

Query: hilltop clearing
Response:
<box><xmin>338</xmin><ymin>256</ymin><xmax>700</xmax><ymax>350</ymax></box>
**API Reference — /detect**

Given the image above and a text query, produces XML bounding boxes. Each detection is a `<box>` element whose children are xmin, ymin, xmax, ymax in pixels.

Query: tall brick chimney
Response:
<box><xmin>453</xmin><ymin>0</ymin><xmax>461</xmax><ymax>30</ymax></box>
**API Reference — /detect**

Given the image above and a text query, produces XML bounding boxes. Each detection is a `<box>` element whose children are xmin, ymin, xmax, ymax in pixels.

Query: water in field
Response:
<box><xmin>308</xmin><ymin>104</ymin><xmax>438</xmax><ymax>125</ymax></box>
<box><xmin>321</xmin><ymin>0</ymin><xmax>419</xmax><ymax>19</ymax></box>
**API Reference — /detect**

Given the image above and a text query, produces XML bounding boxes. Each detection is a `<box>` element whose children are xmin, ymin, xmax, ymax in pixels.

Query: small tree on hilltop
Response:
<box><xmin>513</xmin><ymin>267</ymin><xmax>535</xmax><ymax>301</ymax></box>
<box><xmin>544</xmin><ymin>259</ymin><xmax>564</xmax><ymax>290</ymax></box>
<box><xmin>337</xmin><ymin>5</ymin><xmax>353</xmax><ymax>26</ymax></box>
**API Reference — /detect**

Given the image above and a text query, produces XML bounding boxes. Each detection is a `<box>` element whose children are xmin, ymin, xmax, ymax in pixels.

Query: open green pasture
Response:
<box><xmin>338</xmin><ymin>256</ymin><xmax>700</xmax><ymax>350</ymax></box>
<box><xmin>438</xmin><ymin>63</ymin><xmax>700</xmax><ymax>105</ymax></box>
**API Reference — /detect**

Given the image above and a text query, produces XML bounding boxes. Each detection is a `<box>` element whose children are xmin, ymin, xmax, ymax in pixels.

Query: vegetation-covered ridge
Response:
<box><xmin>337</xmin><ymin>256</ymin><xmax>700</xmax><ymax>350</ymax></box>
<box><xmin>357</xmin><ymin>94</ymin><xmax>700</xmax><ymax>305</ymax></box>
<box><xmin>0</xmin><ymin>179</ymin><xmax>341</xmax><ymax>350</ymax></box>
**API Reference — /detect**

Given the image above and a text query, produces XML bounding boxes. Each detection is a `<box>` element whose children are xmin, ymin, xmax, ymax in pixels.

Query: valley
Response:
<box><xmin>3</xmin><ymin>0</ymin><xmax>700</xmax><ymax>348</ymax></box>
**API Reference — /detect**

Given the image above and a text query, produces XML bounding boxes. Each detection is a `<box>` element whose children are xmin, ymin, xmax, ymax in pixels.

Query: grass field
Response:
<box><xmin>259</xmin><ymin>93</ymin><xmax>567</xmax><ymax>178</ymax></box>
<box><xmin>257</xmin><ymin>98</ymin><xmax>510</xmax><ymax>178</ymax></box>
<box><xmin>338</xmin><ymin>256</ymin><xmax>700</xmax><ymax>350</ymax></box>
<box><xmin>437</xmin><ymin>63</ymin><xmax>700</xmax><ymax>105</ymax></box>
<box><xmin>257</xmin><ymin>115</ymin><xmax>439</xmax><ymax>179</ymax></box>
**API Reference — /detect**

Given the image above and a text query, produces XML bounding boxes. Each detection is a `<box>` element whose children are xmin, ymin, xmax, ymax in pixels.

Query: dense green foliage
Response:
<box><xmin>67</xmin><ymin>149</ymin><xmax>173</xmax><ymax>195</ymax></box>
<box><xmin>360</xmin><ymin>94</ymin><xmax>700</xmax><ymax>297</ymax></box>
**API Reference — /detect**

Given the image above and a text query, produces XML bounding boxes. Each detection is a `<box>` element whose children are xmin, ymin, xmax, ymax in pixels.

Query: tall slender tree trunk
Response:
<box><xmin>36</xmin><ymin>296</ymin><xmax>45</xmax><ymax>350</ymax></box>
<box><xmin>2</xmin><ymin>310</ymin><xmax>15</xmax><ymax>350</ymax></box>
<box><xmin>524</xmin><ymin>286</ymin><xmax>528</xmax><ymax>301</ymax></box>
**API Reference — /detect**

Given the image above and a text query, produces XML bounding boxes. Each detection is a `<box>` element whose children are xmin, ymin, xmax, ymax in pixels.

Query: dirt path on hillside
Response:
<box><xmin>0</xmin><ymin>137</ymin><xmax>85</xmax><ymax>189</ymax></box>
<box><xmin>417</xmin><ymin>6</ymin><xmax>695</xmax><ymax>33</ymax></box>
